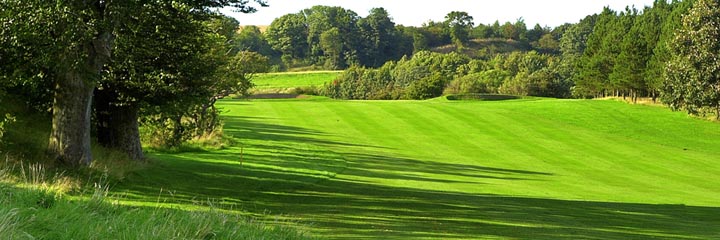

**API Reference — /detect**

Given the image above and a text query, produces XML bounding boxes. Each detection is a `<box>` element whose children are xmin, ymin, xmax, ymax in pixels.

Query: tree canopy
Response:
<box><xmin>0</xmin><ymin>0</ymin><xmax>268</xmax><ymax>166</ymax></box>
<box><xmin>664</xmin><ymin>0</ymin><xmax>719</xmax><ymax>119</ymax></box>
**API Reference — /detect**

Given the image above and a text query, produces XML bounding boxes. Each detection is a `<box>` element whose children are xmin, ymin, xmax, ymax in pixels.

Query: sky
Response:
<box><xmin>220</xmin><ymin>0</ymin><xmax>657</xmax><ymax>28</ymax></box>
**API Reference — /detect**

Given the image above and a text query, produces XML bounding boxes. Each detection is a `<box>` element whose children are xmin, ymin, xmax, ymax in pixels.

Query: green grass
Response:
<box><xmin>252</xmin><ymin>71</ymin><xmax>340</xmax><ymax>91</ymax></box>
<box><xmin>0</xmin><ymin>176</ymin><xmax>314</xmax><ymax>239</ymax></box>
<box><xmin>0</xmin><ymin>96</ymin><xmax>314</xmax><ymax>240</ymax></box>
<box><xmin>111</xmin><ymin>97</ymin><xmax>720</xmax><ymax>239</ymax></box>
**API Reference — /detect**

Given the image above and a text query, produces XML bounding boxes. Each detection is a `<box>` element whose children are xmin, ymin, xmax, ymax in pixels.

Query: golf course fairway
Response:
<box><xmin>115</xmin><ymin>97</ymin><xmax>720</xmax><ymax>239</ymax></box>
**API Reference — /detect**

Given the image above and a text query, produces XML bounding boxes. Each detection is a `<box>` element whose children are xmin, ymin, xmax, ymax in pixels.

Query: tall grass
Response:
<box><xmin>0</xmin><ymin>159</ymin><xmax>316</xmax><ymax>240</ymax></box>
<box><xmin>0</xmin><ymin>95</ymin><xmax>316</xmax><ymax>240</ymax></box>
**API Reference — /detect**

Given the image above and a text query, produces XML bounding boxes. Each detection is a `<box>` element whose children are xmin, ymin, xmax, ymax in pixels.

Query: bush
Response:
<box><xmin>445</xmin><ymin>70</ymin><xmax>508</xmax><ymax>95</ymax></box>
<box><xmin>405</xmin><ymin>73</ymin><xmax>448</xmax><ymax>99</ymax></box>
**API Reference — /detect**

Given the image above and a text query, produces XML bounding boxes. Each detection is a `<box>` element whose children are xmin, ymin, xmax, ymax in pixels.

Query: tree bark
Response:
<box><xmin>95</xmin><ymin>88</ymin><xmax>144</xmax><ymax>161</ymax></box>
<box><xmin>48</xmin><ymin>31</ymin><xmax>113</xmax><ymax>166</ymax></box>
<box><xmin>48</xmin><ymin>73</ymin><xmax>95</xmax><ymax>167</ymax></box>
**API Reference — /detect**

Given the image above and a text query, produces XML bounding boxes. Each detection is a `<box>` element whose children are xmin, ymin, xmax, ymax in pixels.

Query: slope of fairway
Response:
<box><xmin>252</xmin><ymin>71</ymin><xmax>340</xmax><ymax>91</ymax></box>
<box><xmin>115</xmin><ymin>98</ymin><xmax>720</xmax><ymax>239</ymax></box>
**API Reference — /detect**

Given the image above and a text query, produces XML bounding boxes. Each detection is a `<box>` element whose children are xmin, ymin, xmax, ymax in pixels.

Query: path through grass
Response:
<box><xmin>115</xmin><ymin>98</ymin><xmax>720</xmax><ymax>239</ymax></box>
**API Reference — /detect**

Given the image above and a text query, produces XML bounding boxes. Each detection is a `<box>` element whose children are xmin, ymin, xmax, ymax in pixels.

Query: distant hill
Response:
<box><xmin>432</xmin><ymin>38</ymin><xmax>532</xmax><ymax>58</ymax></box>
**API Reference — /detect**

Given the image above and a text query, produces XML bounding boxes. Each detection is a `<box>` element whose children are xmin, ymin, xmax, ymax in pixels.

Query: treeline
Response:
<box><xmin>571</xmin><ymin>0</ymin><xmax>694</xmax><ymax>100</ymax></box>
<box><xmin>322</xmin><ymin>50</ymin><xmax>570</xmax><ymax>100</ymax></box>
<box><xmin>324</xmin><ymin>0</ymin><xmax>720</xmax><ymax>119</ymax></box>
<box><xmin>0</xmin><ymin>1</ymin><xmax>269</xmax><ymax>166</ymax></box>
<box><xmin>236</xmin><ymin>6</ymin><xmax>566</xmax><ymax>70</ymax></box>
<box><xmin>327</xmin><ymin>0</ymin><xmax>692</xmax><ymax>99</ymax></box>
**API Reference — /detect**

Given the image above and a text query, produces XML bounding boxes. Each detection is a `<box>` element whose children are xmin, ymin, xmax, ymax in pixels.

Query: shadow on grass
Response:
<box><xmin>114</xmin><ymin>116</ymin><xmax>720</xmax><ymax>239</ymax></box>
<box><xmin>446</xmin><ymin>94</ymin><xmax>521</xmax><ymax>101</ymax></box>
<box><xmin>222</xmin><ymin>116</ymin><xmax>384</xmax><ymax>150</ymax></box>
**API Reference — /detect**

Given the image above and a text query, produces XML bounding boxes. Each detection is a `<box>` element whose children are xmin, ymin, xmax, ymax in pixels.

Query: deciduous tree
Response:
<box><xmin>663</xmin><ymin>0</ymin><xmax>720</xmax><ymax>119</ymax></box>
<box><xmin>0</xmin><ymin>0</ymin><xmax>266</xmax><ymax>166</ymax></box>
<box><xmin>444</xmin><ymin>11</ymin><xmax>474</xmax><ymax>48</ymax></box>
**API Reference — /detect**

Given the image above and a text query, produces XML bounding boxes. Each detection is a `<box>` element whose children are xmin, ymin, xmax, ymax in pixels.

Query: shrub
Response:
<box><xmin>405</xmin><ymin>73</ymin><xmax>448</xmax><ymax>99</ymax></box>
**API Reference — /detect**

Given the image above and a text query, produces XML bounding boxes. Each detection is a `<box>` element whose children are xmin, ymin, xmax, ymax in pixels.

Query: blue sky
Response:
<box><xmin>221</xmin><ymin>0</ymin><xmax>656</xmax><ymax>28</ymax></box>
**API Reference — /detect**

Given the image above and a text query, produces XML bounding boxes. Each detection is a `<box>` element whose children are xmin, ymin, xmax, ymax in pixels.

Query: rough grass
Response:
<box><xmin>0</xmin><ymin>159</ymin><xmax>316</xmax><ymax>240</ymax></box>
<box><xmin>0</xmin><ymin>96</ymin><xmax>314</xmax><ymax>240</ymax></box>
<box><xmin>251</xmin><ymin>71</ymin><xmax>340</xmax><ymax>92</ymax></box>
<box><xmin>111</xmin><ymin>97</ymin><xmax>720</xmax><ymax>239</ymax></box>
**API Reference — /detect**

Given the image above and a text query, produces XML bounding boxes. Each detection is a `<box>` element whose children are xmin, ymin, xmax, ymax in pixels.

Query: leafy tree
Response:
<box><xmin>515</xmin><ymin>18</ymin><xmax>529</xmax><ymax>41</ymax></box>
<box><xmin>95</xmin><ymin>1</ymin><xmax>214</xmax><ymax>159</ymax></box>
<box><xmin>393</xmin><ymin>26</ymin><xmax>417</xmax><ymax>56</ymax></box>
<box><xmin>501</xmin><ymin>21</ymin><xmax>519</xmax><ymax>40</ymax></box>
<box><xmin>191</xmin><ymin>51</ymin><xmax>268</xmax><ymax>137</ymax></box>
<box><xmin>234</xmin><ymin>25</ymin><xmax>276</xmax><ymax>58</ymax></box>
<box><xmin>0</xmin><ymin>2</ymin><xmax>55</xmax><ymax>112</ymax></box>
<box><xmin>500</xmin><ymin>18</ymin><xmax>527</xmax><ymax>41</ymax></box>
<box><xmin>663</xmin><ymin>0</ymin><xmax>720</xmax><ymax>119</ymax></box>
<box><xmin>551</xmin><ymin>23</ymin><xmax>572</xmax><ymax>40</ymax></box>
<box><xmin>0</xmin><ymin>0</ymin><xmax>265</xmax><ymax>166</ymax></box>
<box><xmin>560</xmin><ymin>15</ymin><xmax>598</xmax><ymax>60</ymax></box>
<box><xmin>471</xmin><ymin>23</ymin><xmax>494</xmax><ymax>39</ymax></box>
<box><xmin>491</xmin><ymin>20</ymin><xmax>503</xmax><ymax>38</ymax></box>
<box><xmin>421</xmin><ymin>20</ymin><xmax>452</xmax><ymax>47</ymax></box>
<box><xmin>400</xmin><ymin>26</ymin><xmax>430</xmax><ymax>52</ymax></box>
<box><xmin>266</xmin><ymin>13</ymin><xmax>309</xmax><ymax>67</ymax></box>
<box><xmin>537</xmin><ymin>33</ymin><xmax>560</xmax><ymax>53</ymax></box>
<box><xmin>526</xmin><ymin>24</ymin><xmax>547</xmax><ymax>44</ymax></box>
<box><xmin>444</xmin><ymin>11</ymin><xmax>474</xmax><ymax>48</ymax></box>
<box><xmin>648</xmin><ymin>0</ymin><xmax>693</xmax><ymax>100</ymax></box>
<box><xmin>358</xmin><ymin>8</ymin><xmax>402</xmax><ymax>67</ymax></box>
<box><xmin>304</xmin><ymin>6</ymin><xmax>361</xmax><ymax>68</ymax></box>
<box><xmin>320</xmin><ymin>28</ymin><xmax>343</xmax><ymax>69</ymax></box>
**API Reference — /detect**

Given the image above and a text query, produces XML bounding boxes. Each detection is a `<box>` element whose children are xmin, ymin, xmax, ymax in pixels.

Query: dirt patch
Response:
<box><xmin>246</xmin><ymin>93</ymin><xmax>308</xmax><ymax>99</ymax></box>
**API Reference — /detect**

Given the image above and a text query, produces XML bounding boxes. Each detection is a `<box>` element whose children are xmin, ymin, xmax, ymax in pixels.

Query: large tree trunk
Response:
<box><xmin>48</xmin><ymin>73</ymin><xmax>95</xmax><ymax>166</ymax></box>
<box><xmin>95</xmin><ymin>88</ymin><xmax>144</xmax><ymax>161</ymax></box>
<box><xmin>48</xmin><ymin>31</ymin><xmax>113</xmax><ymax>166</ymax></box>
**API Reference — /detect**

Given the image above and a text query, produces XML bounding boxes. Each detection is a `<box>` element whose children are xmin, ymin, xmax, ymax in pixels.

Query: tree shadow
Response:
<box><xmin>223</xmin><ymin>116</ymin><xmax>386</xmax><ymax>149</ymax></box>
<box><xmin>113</xmin><ymin>116</ymin><xmax>720</xmax><ymax>239</ymax></box>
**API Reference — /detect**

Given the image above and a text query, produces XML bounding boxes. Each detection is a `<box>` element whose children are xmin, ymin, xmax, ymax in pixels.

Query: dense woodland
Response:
<box><xmin>1</xmin><ymin>0</ymin><xmax>719</xmax><ymax>168</ymax></box>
